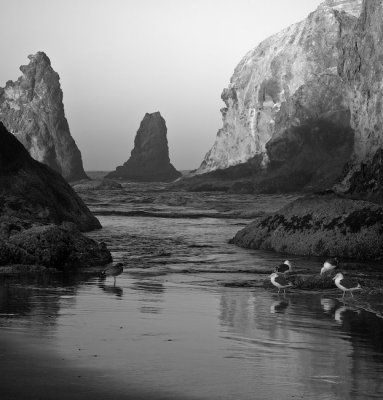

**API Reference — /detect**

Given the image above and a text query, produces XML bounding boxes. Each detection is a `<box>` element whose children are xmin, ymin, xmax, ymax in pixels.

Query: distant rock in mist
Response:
<box><xmin>0</xmin><ymin>122</ymin><xmax>111</xmax><ymax>272</ymax></box>
<box><xmin>106</xmin><ymin>112</ymin><xmax>181</xmax><ymax>182</ymax></box>
<box><xmin>0</xmin><ymin>52</ymin><xmax>88</xmax><ymax>182</ymax></box>
<box><xmin>191</xmin><ymin>0</ymin><xmax>368</xmax><ymax>194</ymax></box>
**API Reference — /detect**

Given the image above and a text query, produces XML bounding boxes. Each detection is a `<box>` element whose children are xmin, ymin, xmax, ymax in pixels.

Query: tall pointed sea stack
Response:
<box><xmin>0</xmin><ymin>52</ymin><xmax>88</xmax><ymax>182</ymax></box>
<box><xmin>106</xmin><ymin>112</ymin><xmax>181</xmax><ymax>182</ymax></box>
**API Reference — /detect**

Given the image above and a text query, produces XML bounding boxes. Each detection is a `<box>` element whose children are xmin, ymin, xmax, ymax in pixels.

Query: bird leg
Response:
<box><xmin>342</xmin><ymin>291</ymin><xmax>345</xmax><ymax>299</ymax></box>
<box><xmin>278</xmin><ymin>288</ymin><xmax>280</xmax><ymax>295</ymax></box>
<box><xmin>350</xmin><ymin>291</ymin><xmax>354</xmax><ymax>298</ymax></box>
<box><xmin>114</xmin><ymin>277</ymin><xmax>116</xmax><ymax>287</ymax></box>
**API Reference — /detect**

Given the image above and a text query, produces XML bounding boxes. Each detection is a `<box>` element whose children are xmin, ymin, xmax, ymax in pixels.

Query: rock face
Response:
<box><xmin>106</xmin><ymin>112</ymin><xmax>181</xmax><ymax>182</ymax></box>
<box><xmin>0</xmin><ymin>122</ymin><xmax>111</xmax><ymax>271</ymax></box>
<box><xmin>231</xmin><ymin>195</ymin><xmax>383</xmax><ymax>260</ymax></box>
<box><xmin>337</xmin><ymin>0</ymin><xmax>383</xmax><ymax>201</ymax></box>
<box><xmin>194</xmin><ymin>0</ymin><xmax>364</xmax><ymax>193</ymax></box>
<box><xmin>0</xmin><ymin>52</ymin><xmax>88</xmax><ymax>182</ymax></box>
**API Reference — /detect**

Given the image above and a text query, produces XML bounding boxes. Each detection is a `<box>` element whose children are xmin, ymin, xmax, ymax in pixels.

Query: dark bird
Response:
<box><xmin>333</xmin><ymin>273</ymin><xmax>362</xmax><ymax>298</ymax></box>
<box><xmin>270</xmin><ymin>272</ymin><xmax>293</xmax><ymax>295</ymax></box>
<box><xmin>275</xmin><ymin>260</ymin><xmax>292</xmax><ymax>274</ymax></box>
<box><xmin>100</xmin><ymin>263</ymin><xmax>124</xmax><ymax>286</ymax></box>
<box><xmin>321</xmin><ymin>258</ymin><xmax>339</xmax><ymax>275</ymax></box>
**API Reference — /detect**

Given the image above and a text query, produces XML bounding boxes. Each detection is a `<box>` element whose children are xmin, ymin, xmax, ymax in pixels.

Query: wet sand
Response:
<box><xmin>0</xmin><ymin>330</ymin><xmax>194</xmax><ymax>400</ymax></box>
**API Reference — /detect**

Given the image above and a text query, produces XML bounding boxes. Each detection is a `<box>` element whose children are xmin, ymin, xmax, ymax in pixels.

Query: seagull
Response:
<box><xmin>270</xmin><ymin>273</ymin><xmax>293</xmax><ymax>295</ymax></box>
<box><xmin>333</xmin><ymin>273</ymin><xmax>362</xmax><ymax>298</ymax></box>
<box><xmin>275</xmin><ymin>260</ymin><xmax>292</xmax><ymax>274</ymax></box>
<box><xmin>100</xmin><ymin>263</ymin><xmax>124</xmax><ymax>286</ymax></box>
<box><xmin>321</xmin><ymin>258</ymin><xmax>339</xmax><ymax>275</ymax></box>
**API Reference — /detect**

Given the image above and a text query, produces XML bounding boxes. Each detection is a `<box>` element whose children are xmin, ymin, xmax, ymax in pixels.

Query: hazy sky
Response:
<box><xmin>0</xmin><ymin>0</ymin><xmax>323</xmax><ymax>171</ymax></box>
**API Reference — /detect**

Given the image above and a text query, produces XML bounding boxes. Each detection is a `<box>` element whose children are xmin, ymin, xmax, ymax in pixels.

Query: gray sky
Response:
<box><xmin>0</xmin><ymin>0</ymin><xmax>322</xmax><ymax>171</ymax></box>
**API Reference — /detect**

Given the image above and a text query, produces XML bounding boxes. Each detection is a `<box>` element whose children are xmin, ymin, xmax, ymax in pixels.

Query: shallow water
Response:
<box><xmin>1</xmin><ymin>183</ymin><xmax>383</xmax><ymax>399</ymax></box>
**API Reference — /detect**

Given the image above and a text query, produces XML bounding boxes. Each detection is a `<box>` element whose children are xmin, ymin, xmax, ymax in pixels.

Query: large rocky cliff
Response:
<box><xmin>0</xmin><ymin>52</ymin><xmax>88</xmax><ymax>182</ymax></box>
<box><xmin>337</xmin><ymin>0</ymin><xmax>383</xmax><ymax>201</ymax></box>
<box><xmin>194</xmin><ymin>0</ymin><xmax>365</xmax><ymax>194</ymax></box>
<box><xmin>107</xmin><ymin>112</ymin><xmax>181</xmax><ymax>182</ymax></box>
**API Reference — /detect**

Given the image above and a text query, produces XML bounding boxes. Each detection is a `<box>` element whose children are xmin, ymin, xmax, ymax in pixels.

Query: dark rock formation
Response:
<box><xmin>0</xmin><ymin>52</ymin><xmax>88</xmax><ymax>182</ymax></box>
<box><xmin>0</xmin><ymin>122</ymin><xmax>99</xmax><ymax>232</ymax></box>
<box><xmin>106</xmin><ymin>112</ymin><xmax>181</xmax><ymax>182</ymax></box>
<box><xmin>336</xmin><ymin>0</ymin><xmax>383</xmax><ymax>202</ymax></box>
<box><xmin>0</xmin><ymin>223</ymin><xmax>111</xmax><ymax>270</ymax></box>
<box><xmin>231</xmin><ymin>194</ymin><xmax>383</xmax><ymax>260</ymax></box>
<box><xmin>0</xmin><ymin>122</ymin><xmax>111</xmax><ymax>272</ymax></box>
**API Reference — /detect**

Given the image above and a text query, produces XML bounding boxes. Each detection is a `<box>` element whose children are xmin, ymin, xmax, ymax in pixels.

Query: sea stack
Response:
<box><xmin>106</xmin><ymin>112</ymin><xmax>181</xmax><ymax>182</ymax></box>
<box><xmin>0</xmin><ymin>52</ymin><xmax>88</xmax><ymax>182</ymax></box>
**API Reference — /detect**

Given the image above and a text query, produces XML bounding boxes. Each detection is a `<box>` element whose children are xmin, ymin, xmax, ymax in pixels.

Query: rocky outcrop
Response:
<box><xmin>337</xmin><ymin>0</ymin><xmax>383</xmax><ymax>201</ymax></box>
<box><xmin>106</xmin><ymin>112</ymin><xmax>181</xmax><ymax>182</ymax></box>
<box><xmin>198</xmin><ymin>1</ymin><xmax>362</xmax><ymax>176</ymax></box>
<box><xmin>231</xmin><ymin>194</ymin><xmax>383</xmax><ymax>260</ymax></box>
<box><xmin>188</xmin><ymin>0</ymin><xmax>366</xmax><ymax>193</ymax></box>
<box><xmin>0</xmin><ymin>223</ymin><xmax>111</xmax><ymax>270</ymax></box>
<box><xmin>0</xmin><ymin>52</ymin><xmax>88</xmax><ymax>182</ymax></box>
<box><xmin>0</xmin><ymin>122</ymin><xmax>99</xmax><ymax>232</ymax></box>
<box><xmin>0</xmin><ymin>122</ymin><xmax>111</xmax><ymax>271</ymax></box>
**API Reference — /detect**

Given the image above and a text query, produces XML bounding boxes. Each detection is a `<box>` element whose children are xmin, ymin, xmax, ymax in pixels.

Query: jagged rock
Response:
<box><xmin>231</xmin><ymin>194</ymin><xmax>383</xmax><ymax>260</ymax></box>
<box><xmin>0</xmin><ymin>122</ymin><xmax>100</xmax><ymax>232</ymax></box>
<box><xmin>198</xmin><ymin>1</ymin><xmax>362</xmax><ymax>175</ymax></box>
<box><xmin>192</xmin><ymin>0</ymin><xmax>363</xmax><ymax>193</ymax></box>
<box><xmin>337</xmin><ymin>0</ymin><xmax>383</xmax><ymax>201</ymax></box>
<box><xmin>0</xmin><ymin>52</ymin><xmax>88</xmax><ymax>182</ymax></box>
<box><xmin>106</xmin><ymin>112</ymin><xmax>181</xmax><ymax>182</ymax></box>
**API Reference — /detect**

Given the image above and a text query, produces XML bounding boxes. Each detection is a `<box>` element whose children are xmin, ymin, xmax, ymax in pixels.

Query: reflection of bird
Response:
<box><xmin>321</xmin><ymin>258</ymin><xmax>339</xmax><ymax>275</ymax></box>
<box><xmin>270</xmin><ymin>300</ymin><xmax>289</xmax><ymax>314</ymax></box>
<box><xmin>333</xmin><ymin>273</ymin><xmax>362</xmax><ymax>298</ymax></box>
<box><xmin>320</xmin><ymin>298</ymin><xmax>336</xmax><ymax>313</ymax></box>
<box><xmin>275</xmin><ymin>260</ymin><xmax>292</xmax><ymax>274</ymax></box>
<box><xmin>100</xmin><ymin>263</ymin><xmax>124</xmax><ymax>286</ymax></box>
<box><xmin>270</xmin><ymin>273</ymin><xmax>293</xmax><ymax>295</ymax></box>
<box><xmin>99</xmin><ymin>284</ymin><xmax>123</xmax><ymax>298</ymax></box>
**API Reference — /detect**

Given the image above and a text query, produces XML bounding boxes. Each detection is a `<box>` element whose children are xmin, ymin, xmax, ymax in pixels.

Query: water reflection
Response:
<box><xmin>270</xmin><ymin>299</ymin><xmax>289</xmax><ymax>314</ymax></box>
<box><xmin>218</xmin><ymin>289</ymin><xmax>383</xmax><ymax>399</ymax></box>
<box><xmin>98</xmin><ymin>282</ymin><xmax>124</xmax><ymax>298</ymax></box>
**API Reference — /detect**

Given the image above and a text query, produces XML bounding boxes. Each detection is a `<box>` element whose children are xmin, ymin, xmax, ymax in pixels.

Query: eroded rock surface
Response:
<box><xmin>231</xmin><ymin>195</ymin><xmax>383</xmax><ymax>260</ymax></box>
<box><xmin>0</xmin><ymin>52</ymin><xmax>88</xmax><ymax>182</ymax></box>
<box><xmin>106</xmin><ymin>112</ymin><xmax>181</xmax><ymax>182</ymax></box>
<box><xmin>198</xmin><ymin>0</ymin><xmax>362</xmax><ymax>177</ymax></box>
<box><xmin>337</xmin><ymin>0</ymin><xmax>383</xmax><ymax>201</ymax></box>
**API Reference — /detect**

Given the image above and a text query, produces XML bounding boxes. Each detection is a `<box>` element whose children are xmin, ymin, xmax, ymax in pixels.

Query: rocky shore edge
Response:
<box><xmin>0</xmin><ymin>123</ymin><xmax>112</xmax><ymax>275</ymax></box>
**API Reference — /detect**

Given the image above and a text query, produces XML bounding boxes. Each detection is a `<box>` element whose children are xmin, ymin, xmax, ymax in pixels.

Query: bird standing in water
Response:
<box><xmin>275</xmin><ymin>260</ymin><xmax>292</xmax><ymax>274</ymax></box>
<box><xmin>321</xmin><ymin>258</ymin><xmax>339</xmax><ymax>275</ymax></box>
<box><xmin>101</xmin><ymin>263</ymin><xmax>124</xmax><ymax>286</ymax></box>
<box><xmin>270</xmin><ymin>273</ymin><xmax>293</xmax><ymax>295</ymax></box>
<box><xmin>333</xmin><ymin>273</ymin><xmax>362</xmax><ymax>298</ymax></box>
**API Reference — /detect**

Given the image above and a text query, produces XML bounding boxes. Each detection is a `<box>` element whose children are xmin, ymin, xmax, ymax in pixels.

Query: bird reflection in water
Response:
<box><xmin>334</xmin><ymin>304</ymin><xmax>361</xmax><ymax>325</ymax></box>
<box><xmin>270</xmin><ymin>299</ymin><xmax>290</xmax><ymax>314</ymax></box>
<box><xmin>98</xmin><ymin>280</ymin><xmax>124</xmax><ymax>298</ymax></box>
<box><xmin>320</xmin><ymin>298</ymin><xmax>337</xmax><ymax>313</ymax></box>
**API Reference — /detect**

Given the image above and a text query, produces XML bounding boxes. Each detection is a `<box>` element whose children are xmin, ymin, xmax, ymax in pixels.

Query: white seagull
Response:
<box><xmin>333</xmin><ymin>273</ymin><xmax>362</xmax><ymax>298</ymax></box>
<box><xmin>321</xmin><ymin>258</ymin><xmax>339</xmax><ymax>275</ymax></box>
<box><xmin>270</xmin><ymin>272</ymin><xmax>293</xmax><ymax>295</ymax></box>
<box><xmin>275</xmin><ymin>260</ymin><xmax>292</xmax><ymax>274</ymax></box>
